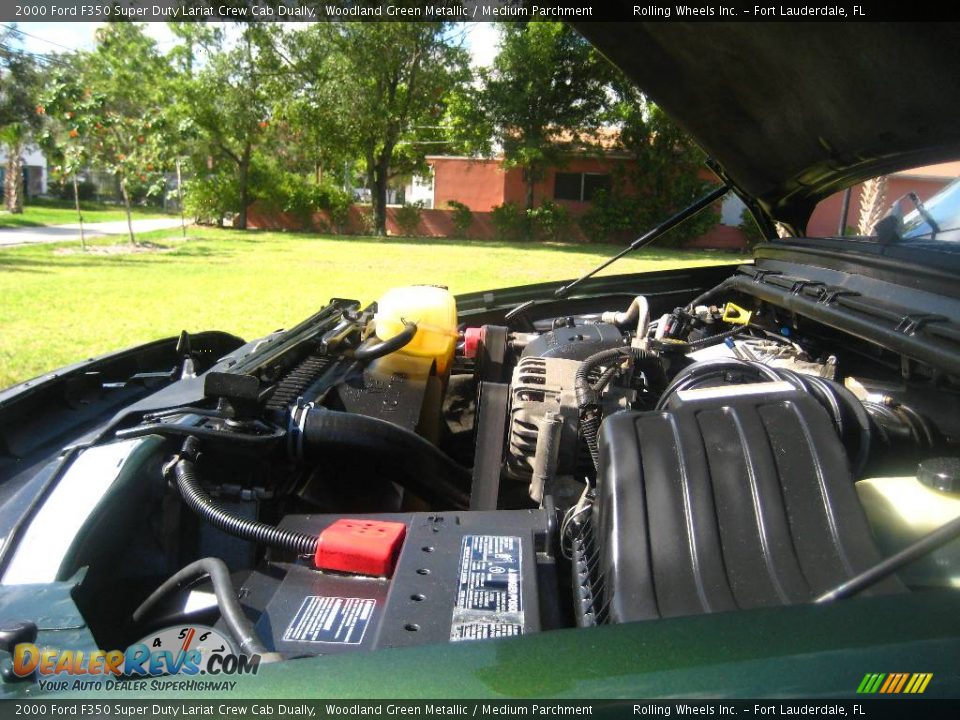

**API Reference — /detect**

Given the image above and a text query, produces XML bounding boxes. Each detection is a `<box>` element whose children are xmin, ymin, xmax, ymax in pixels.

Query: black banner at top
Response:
<box><xmin>0</xmin><ymin>0</ymin><xmax>958</xmax><ymax>23</ymax></box>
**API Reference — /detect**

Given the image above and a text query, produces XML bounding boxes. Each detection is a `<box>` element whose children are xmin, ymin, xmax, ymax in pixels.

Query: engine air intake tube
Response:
<box><xmin>289</xmin><ymin>405</ymin><xmax>471</xmax><ymax>509</ymax></box>
<box><xmin>170</xmin><ymin>437</ymin><xmax>319</xmax><ymax>556</ymax></box>
<box><xmin>655</xmin><ymin>358</ymin><xmax>938</xmax><ymax>477</ymax></box>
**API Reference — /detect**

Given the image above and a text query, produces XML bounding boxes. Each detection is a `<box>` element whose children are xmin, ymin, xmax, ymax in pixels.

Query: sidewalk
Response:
<box><xmin>0</xmin><ymin>217</ymin><xmax>187</xmax><ymax>247</ymax></box>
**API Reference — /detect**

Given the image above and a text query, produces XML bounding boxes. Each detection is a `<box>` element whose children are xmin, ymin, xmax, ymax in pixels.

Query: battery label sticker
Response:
<box><xmin>450</xmin><ymin>534</ymin><xmax>524</xmax><ymax>641</ymax></box>
<box><xmin>283</xmin><ymin>596</ymin><xmax>374</xmax><ymax>645</ymax></box>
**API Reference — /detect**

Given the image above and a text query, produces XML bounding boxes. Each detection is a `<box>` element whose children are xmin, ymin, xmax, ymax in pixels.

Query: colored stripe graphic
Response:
<box><xmin>879</xmin><ymin>674</ymin><xmax>897</xmax><ymax>693</ymax></box>
<box><xmin>857</xmin><ymin>672</ymin><xmax>932</xmax><ymax>694</ymax></box>
<box><xmin>857</xmin><ymin>673</ymin><xmax>885</xmax><ymax>693</ymax></box>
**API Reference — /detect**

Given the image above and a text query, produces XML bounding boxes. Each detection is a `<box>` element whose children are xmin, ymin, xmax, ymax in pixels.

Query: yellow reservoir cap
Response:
<box><xmin>374</xmin><ymin>286</ymin><xmax>458</xmax><ymax>374</ymax></box>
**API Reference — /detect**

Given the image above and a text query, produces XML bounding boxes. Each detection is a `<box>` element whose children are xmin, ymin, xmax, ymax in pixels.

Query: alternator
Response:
<box><xmin>505</xmin><ymin>357</ymin><xmax>582</xmax><ymax>482</ymax></box>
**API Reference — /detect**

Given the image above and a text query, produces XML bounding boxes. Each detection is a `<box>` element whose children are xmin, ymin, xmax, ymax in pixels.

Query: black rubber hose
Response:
<box><xmin>132</xmin><ymin>558</ymin><xmax>270</xmax><ymax>656</ymax></box>
<box><xmin>172</xmin><ymin>437</ymin><xmax>318</xmax><ymax>556</ymax></box>
<box><xmin>351</xmin><ymin>320</ymin><xmax>418</xmax><ymax>361</ymax></box>
<box><xmin>684</xmin><ymin>326</ymin><xmax>744</xmax><ymax>350</ymax></box>
<box><xmin>575</xmin><ymin>346</ymin><xmax>664</xmax><ymax>471</ymax></box>
<box><xmin>684</xmin><ymin>277</ymin><xmax>735</xmax><ymax>312</ymax></box>
<box><xmin>298</xmin><ymin>407</ymin><xmax>471</xmax><ymax>509</ymax></box>
<box><xmin>592</xmin><ymin>365</ymin><xmax>622</xmax><ymax>393</ymax></box>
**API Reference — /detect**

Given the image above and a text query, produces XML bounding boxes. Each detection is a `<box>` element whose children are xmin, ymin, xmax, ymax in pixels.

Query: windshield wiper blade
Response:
<box><xmin>554</xmin><ymin>184</ymin><xmax>729</xmax><ymax>298</ymax></box>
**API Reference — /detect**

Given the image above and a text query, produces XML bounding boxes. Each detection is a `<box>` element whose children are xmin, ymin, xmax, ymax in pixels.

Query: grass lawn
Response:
<box><xmin>0</xmin><ymin>227</ymin><xmax>746</xmax><ymax>389</ymax></box>
<box><xmin>0</xmin><ymin>198</ymin><xmax>174</xmax><ymax>228</ymax></box>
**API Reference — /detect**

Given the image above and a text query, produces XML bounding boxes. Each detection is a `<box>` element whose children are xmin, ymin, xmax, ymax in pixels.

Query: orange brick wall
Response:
<box><xmin>431</xmin><ymin>158</ymin><xmax>507</xmax><ymax>212</ymax></box>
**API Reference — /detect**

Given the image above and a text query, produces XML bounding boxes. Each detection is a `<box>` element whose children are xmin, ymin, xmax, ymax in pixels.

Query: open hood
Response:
<box><xmin>572</xmin><ymin>19</ymin><xmax>960</xmax><ymax>232</ymax></box>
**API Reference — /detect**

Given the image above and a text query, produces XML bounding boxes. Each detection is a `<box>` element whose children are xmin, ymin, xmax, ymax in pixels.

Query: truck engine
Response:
<box><xmin>1</xmin><ymin>269</ymin><xmax>958</xmax><ymax>673</ymax></box>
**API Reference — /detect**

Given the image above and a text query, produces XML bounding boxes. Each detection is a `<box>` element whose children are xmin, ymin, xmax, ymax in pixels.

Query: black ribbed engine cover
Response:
<box><xmin>591</xmin><ymin>381</ymin><xmax>902</xmax><ymax>624</ymax></box>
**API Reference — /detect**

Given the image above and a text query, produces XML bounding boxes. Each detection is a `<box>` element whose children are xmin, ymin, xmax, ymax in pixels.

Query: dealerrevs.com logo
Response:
<box><xmin>12</xmin><ymin>625</ymin><xmax>260</xmax><ymax>692</ymax></box>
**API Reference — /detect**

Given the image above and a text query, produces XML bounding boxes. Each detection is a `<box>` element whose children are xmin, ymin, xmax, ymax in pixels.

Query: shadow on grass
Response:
<box><xmin>223</xmin><ymin>227</ymin><xmax>748</xmax><ymax>263</ymax></box>
<box><xmin>0</xmin><ymin>217</ymin><xmax>45</xmax><ymax>229</ymax></box>
<box><xmin>0</xmin><ymin>254</ymin><xmax>56</xmax><ymax>273</ymax></box>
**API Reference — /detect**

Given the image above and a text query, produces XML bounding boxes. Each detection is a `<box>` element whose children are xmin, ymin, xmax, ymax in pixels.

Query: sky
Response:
<box><xmin>7</xmin><ymin>21</ymin><xmax>500</xmax><ymax>67</ymax></box>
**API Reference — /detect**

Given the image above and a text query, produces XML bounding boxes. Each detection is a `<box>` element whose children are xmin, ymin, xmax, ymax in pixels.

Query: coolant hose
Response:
<box><xmin>575</xmin><ymin>346</ymin><xmax>665</xmax><ymax>472</ymax></box>
<box><xmin>292</xmin><ymin>406</ymin><xmax>471</xmax><ymax>509</ymax></box>
<box><xmin>132</xmin><ymin>557</ymin><xmax>273</xmax><ymax>658</ymax></box>
<box><xmin>171</xmin><ymin>437</ymin><xmax>319</xmax><ymax>556</ymax></box>
<box><xmin>351</xmin><ymin>320</ymin><xmax>418</xmax><ymax>361</ymax></box>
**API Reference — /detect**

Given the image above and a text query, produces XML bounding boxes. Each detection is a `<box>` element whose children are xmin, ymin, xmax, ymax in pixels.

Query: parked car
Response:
<box><xmin>1</xmin><ymin>19</ymin><xmax>959</xmax><ymax>698</ymax></box>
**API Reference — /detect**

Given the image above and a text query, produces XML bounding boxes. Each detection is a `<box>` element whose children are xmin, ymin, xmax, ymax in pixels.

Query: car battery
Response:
<box><xmin>239</xmin><ymin>509</ymin><xmax>559</xmax><ymax>655</ymax></box>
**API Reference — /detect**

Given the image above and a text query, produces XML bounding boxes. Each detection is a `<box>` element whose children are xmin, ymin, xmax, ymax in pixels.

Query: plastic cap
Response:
<box><xmin>917</xmin><ymin>457</ymin><xmax>960</xmax><ymax>494</ymax></box>
<box><xmin>463</xmin><ymin>327</ymin><xmax>484</xmax><ymax>359</ymax></box>
<box><xmin>314</xmin><ymin>519</ymin><xmax>407</xmax><ymax>577</ymax></box>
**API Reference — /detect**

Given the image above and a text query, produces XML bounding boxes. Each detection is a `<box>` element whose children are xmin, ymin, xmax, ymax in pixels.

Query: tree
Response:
<box><xmin>0</xmin><ymin>27</ymin><xmax>43</xmax><ymax>214</ymax></box>
<box><xmin>177</xmin><ymin>23</ymin><xmax>281</xmax><ymax>230</ymax></box>
<box><xmin>42</xmin><ymin>23</ymin><xmax>173</xmax><ymax>244</ymax></box>
<box><xmin>283</xmin><ymin>21</ymin><xmax>469</xmax><ymax>236</ymax></box>
<box><xmin>476</xmin><ymin>22</ymin><xmax>611</xmax><ymax>210</ymax></box>
<box><xmin>858</xmin><ymin>176</ymin><xmax>888</xmax><ymax>235</ymax></box>
<box><xmin>582</xmin><ymin>78</ymin><xmax>719</xmax><ymax>245</ymax></box>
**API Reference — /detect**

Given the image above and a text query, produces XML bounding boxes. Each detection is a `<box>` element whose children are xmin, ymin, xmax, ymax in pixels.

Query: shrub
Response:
<box><xmin>447</xmin><ymin>199</ymin><xmax>474</xmax><ymax>238</ymax></box>
<box><xmin>491</xmin><ymin>202</ymin><xmax>532</xmax><ymax>242</ymax></box>
<box><xmin>183</xmin><ymin>171</ymin><xmax>241</xmax><ymax>227</ymax></box>
<box><xmin>314</xmin><ymin>184</ymin><xmax>352</xmax><ymax>232</ymax></box>
<box><xmin>738</xmin><ymin>207</ymin><xmax>768</xmax><ymax>248</ymax></box>
<box><xmin>51</xmin><ymin>178</ymin><xmax>96</xmax><ymax>202</ymax></box>
<box><xmin>255</xmin><ymin>168</ymin><xmax>315</xmax><ymax>227</ymax></box>
<box><xmin>529</xmin><ymin>200</ymin><xmax>571</xmax><ymax>242</ymax></box>
<box><xmin>253</xmin><ymin>162</ymin><xmax>353</xmax><ymax>231</ymax></box>
<box><xmin>394</xmin><ymin>202</ymin><xmax>423</xmax><ymax>236</ymax></box>
<box><xmin>354</xmin><ymin>205</ymin><xmax>376</xmax><ymax>236</ymax></box>
<box><xmin>579</xmin><ymin>187</ymin><xmax>720</xmax><ymax>246</ymax></box>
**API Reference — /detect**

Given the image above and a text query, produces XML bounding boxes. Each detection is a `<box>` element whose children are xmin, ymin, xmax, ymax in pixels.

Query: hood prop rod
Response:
<box><xmin>554</xmin><ymin>184</ymin><xmax>728</xmax><ymax>298</ymax></box>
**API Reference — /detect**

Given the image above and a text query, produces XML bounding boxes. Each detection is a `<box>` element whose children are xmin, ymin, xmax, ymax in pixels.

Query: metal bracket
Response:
<box><xmin>895</xmin><ymin>313</ymin><xmax>947</xmax><ymax>336</ymax></box>
<box><xmin>819</xmin><ymin>289</ymin><xmax>861</xmax><ymax>305</ymax></box>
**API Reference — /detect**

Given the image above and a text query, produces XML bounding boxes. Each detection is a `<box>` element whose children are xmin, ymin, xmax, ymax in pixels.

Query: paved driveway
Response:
<box><xmin>0</xmin><ymin>218</ymin><xmax>187</xmax><ymax>247</ymax></box>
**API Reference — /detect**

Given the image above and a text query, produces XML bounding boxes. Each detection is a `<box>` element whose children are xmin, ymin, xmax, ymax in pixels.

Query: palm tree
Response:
<box><xmin>858</xmin><ymin>176</ymin><xmax>889</xmax><ymax>236</ymax></box>
<box><xmin>1</xmin><ymin>123</ymin><xmax>27</xmax><ymax>213</ymax></box>
<box><xmin>0</xmin><ymin>27</ymin><xmax>42</xmax><ymax>214</ymax></box>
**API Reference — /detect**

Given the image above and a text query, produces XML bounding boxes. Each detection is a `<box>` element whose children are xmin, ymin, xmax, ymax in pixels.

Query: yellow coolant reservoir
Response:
<box><xmin>374</xmin><ymin>285</ymin><xmax>458</xmax><ymax>375</ymax></box>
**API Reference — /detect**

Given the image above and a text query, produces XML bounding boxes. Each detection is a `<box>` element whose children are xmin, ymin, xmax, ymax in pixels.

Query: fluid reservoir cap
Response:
<box><xmin>463</xmin><ymin>327</ymin><xmax>484</xmax><ymax>359</ymax></box>
<box><xmin>917</xmin><ymin>457</ymin><xmax>960</xmax><ymax>494</ymax></box>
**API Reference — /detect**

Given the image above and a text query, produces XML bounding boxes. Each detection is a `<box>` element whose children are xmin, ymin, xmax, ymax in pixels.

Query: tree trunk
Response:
<box><xmin>73</xmin><ymin>173</ymin><xmax>86</xmax><ymax>251</ymax></box>
<box><xmin>236</xmin><ymin>143</ymin><xmax>251</xmax><ymax>230</ymax></box>
<box><xmin>371</xmin><ymin>153</ymin><xmax>391</xmax><ymax>237</ymax></box>
<box><xmin>176</xmin><ymin>158</ymin><xmax>186</xmax><ymax>239</ymax></box>
<box><xmin>858</xmin><ymin>176</ymin><xmax>888</xmax><ymax>236</ymax></box>
<box><xmin>4</xmin><ymin>144</ymin><xmax>24</xmax><ymax>214</ymax></box>
<box><xmin>524</xmin><ymin>172</ymin><xmax>535</xmax><ymax>211</ymax></box>
<box><xmin>120</xmin><ymin>179</ymin><xmax>136</xmax><ymax>246</ymax></box>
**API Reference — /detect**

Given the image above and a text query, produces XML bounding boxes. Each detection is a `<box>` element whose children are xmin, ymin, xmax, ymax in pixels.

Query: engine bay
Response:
<box><xmin>2</xmin><ymin>261</ymin><xmax>959</xmax><ymax>676</ymax></box>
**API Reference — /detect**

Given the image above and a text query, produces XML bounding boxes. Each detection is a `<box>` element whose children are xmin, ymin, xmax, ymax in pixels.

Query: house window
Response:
<box><xmin>554</xmin><ymin>172</ymin><xmax>610</xmax><ymax>202</ymax></box>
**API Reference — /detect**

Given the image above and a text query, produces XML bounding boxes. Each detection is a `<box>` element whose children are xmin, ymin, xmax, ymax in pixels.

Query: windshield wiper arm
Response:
<box><xmin>907</xmin><ymin>192</ymin><xmax>941</xmax><ymax>237</ymax></box>
<box><xmin>555</xmin><ymin>184</ymin><xmax>729</xmax><ymax>298</ymax></box>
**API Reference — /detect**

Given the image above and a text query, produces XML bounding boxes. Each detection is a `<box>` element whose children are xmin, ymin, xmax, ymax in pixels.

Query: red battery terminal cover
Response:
<box><xmin>313</xmin><ymin>518</ymin><xmax>407</xmax><ymax>577</ymax></box>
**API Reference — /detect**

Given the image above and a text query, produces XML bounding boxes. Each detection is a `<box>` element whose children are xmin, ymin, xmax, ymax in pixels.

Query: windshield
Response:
<box><xmin>900</xmin><ymin>178</ymin><xmax>960</xmax><ymax>242</ymax></box>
